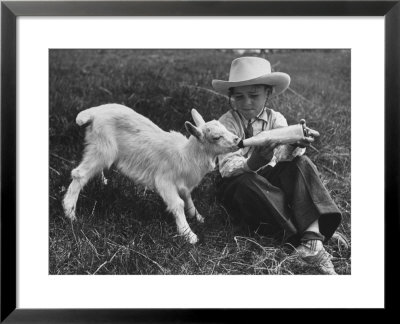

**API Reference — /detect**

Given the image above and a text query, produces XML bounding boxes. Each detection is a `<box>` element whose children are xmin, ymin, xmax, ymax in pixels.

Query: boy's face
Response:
<box><xmin>231</xmin><ymin>85</ymin><xmax>269</xmax><ymax>120</ymax></box>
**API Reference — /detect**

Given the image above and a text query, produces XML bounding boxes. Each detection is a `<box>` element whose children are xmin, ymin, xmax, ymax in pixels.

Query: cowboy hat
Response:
<box><xmin>212</xmin><ymin>56</ymin><xmax>290</xmax><ymax>96</ymax></box>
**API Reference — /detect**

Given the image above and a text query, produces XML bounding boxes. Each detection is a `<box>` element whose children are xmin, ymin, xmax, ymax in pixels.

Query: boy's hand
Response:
<box><xmin>246</xmin><ymin>142</ymin><xmax>279</xmax><ymax>171</ymax></box>
<box><xmin>292</xmin><ymin>125</ymin><xmax>320</xmax><ymax>148</ymax></box>
<box><xmin>292</xmin><ymin>137</ymin><xmax>314</xmax><ymax>148</ymax></box>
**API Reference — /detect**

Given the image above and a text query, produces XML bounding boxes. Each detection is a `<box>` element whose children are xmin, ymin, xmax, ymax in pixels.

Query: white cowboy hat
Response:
<box><xmin>212</xmin><ymin>56</ymin><xmax>290</xmax><ymax>96</ymax></box>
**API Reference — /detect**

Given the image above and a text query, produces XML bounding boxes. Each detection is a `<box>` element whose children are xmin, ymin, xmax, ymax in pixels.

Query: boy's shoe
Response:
<box><xmin>295</xmin><ymin>244</ymin><xmax>337</xmax><ymax>275</ymax></box>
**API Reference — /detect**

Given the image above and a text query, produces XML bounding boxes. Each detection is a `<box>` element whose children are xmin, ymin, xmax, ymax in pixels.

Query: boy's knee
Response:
<box><xmin>238</xmin><ymin>172</ymin><xmax>259</xmax><ymax>185</ymax></box>
<box><xmin>235</xmin><ymin>172</ymin><xmax>272</xmax><ymax>198</ymax></box>
<box><xmin>219</xmin><ymin>172</ymin><xmax>272</xmax><ymax>203</ymax></box>
<box><xmin>235</xmin><ymin>172</ymin><xmax>266</xmax><ymax>192</ymax></box>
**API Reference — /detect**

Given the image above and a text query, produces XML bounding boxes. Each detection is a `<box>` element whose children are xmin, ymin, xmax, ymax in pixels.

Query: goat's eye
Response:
<box><xmin>213</xmin><ymin>136</ymin><xmax>222</xmax><ymax>141</ymax></box>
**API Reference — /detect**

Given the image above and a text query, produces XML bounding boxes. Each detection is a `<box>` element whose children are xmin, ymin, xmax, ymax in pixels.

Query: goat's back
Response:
<box><xmin>78</xmin><ymin>104</ymin><xmax>161</xmax><ymax>131</ymax></box>
<box><xmin>79</xmin><ymin>104</ymin><xmax>190</xmax><ymax>189</ymax></box>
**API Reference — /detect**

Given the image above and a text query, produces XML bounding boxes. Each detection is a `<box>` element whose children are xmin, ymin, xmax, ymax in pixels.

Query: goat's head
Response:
<box><xmin>185</xmin><ymin>109</ymin><xmax>241</xmax><ymax>155</ymax></box>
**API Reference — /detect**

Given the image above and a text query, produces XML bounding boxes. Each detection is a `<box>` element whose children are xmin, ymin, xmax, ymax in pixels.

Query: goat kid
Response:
<box><xmin>63</xmin><ymin>104</ymin><xmax>241</xmax><ymax>244</ymax></box>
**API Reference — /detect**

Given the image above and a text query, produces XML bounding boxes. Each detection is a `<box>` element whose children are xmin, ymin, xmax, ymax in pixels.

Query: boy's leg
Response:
<box><xmin>217</xmin><ymin>172</ymin><xmax>298</xmax><ymax>238</ymax></box>
<box><xmin>259</xmin><ymin>156</ymin><xmax>342</xmax><ymax>274</ymax></box>
<box><xmin>260</xmin><ymin>155</ymin><xmax>342</xmax><ymax>242</ymax></box>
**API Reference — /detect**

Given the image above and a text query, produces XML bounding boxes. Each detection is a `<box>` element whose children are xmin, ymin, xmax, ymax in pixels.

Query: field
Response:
<box><xmin>49</xmin><ymin>49</ymin><xmax>351</xmax><ymax>275</ymax></box>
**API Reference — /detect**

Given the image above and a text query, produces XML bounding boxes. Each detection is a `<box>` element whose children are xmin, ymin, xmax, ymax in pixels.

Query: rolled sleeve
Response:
<box><xmin>218</xmin><ymin>111</ymin><xmax>249</xmax><ymax>177</ymax></box>
<box><xmin>218</xmin><ymin>150</ymin><xmax>249</xmax><ymax>178</ymax></box>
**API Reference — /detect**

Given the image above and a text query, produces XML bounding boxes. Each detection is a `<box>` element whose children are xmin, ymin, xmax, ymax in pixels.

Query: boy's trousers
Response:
<box><xmin>217</xmin><ymin>155</ymin><xmax>342</xmax><ymax>243</ymax></box>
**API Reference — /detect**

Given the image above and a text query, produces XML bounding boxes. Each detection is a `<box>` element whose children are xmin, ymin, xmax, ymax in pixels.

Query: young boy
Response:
<box><xmin>212</xmin><ymin>56</ymin><xmax>342</xmax><ymax>275</ymax></box>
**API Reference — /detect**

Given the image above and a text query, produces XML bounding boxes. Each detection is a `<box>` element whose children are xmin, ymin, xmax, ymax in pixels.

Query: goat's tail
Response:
<box><xmin>76</xmin><ymin>108</ymin><xmax>94</xmax><ymax>126</ymax></box>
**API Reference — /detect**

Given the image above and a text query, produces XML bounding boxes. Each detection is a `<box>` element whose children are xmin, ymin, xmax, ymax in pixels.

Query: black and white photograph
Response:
<box><xmin>49</xmin><ymin>49</ymin><xmax>351</xmax><ymax>275</ymax></box>
<box><xmin>2</xmin><ymin>0</ymin><xmax>397</xmax><ymax>318</ymax></box>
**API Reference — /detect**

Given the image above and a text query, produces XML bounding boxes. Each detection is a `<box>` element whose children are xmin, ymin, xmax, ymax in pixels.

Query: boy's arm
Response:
<box><xmin>218</xmin><ymin>113</ymin><xmax>252</xmax><ymax>177</ymax></box>
<box><xmin>218</xmin><ymin>151</ymin><xmax>249</xmax><ymax>177</ymax></box>
<box><xmin>273</xmin><ymin>112</ymin><xmax>306</xmax><ymax>161</ymax></box>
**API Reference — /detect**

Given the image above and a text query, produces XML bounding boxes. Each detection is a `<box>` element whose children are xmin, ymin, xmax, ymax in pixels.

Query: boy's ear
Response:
<box><xmin>185</xmin><ymin>121</ymin><xmax>203</xmax><ymax>140</ymax></box>
<box><xmin>191</xmin><ymin>109</ymin><xmax>206</xmax><ymax>127</ymax></box>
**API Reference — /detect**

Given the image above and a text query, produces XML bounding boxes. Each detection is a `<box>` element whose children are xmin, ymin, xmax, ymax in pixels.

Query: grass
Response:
<box><xmin>49</xmin><ymin>49</ymin><xmax>351</xmax><ymax>275</ymax></box>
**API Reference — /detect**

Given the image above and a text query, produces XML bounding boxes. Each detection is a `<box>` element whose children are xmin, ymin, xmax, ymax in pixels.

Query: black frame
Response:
<box><xmin>1</xmin><ymin>0</ymin><xmax>399</xmax><ymax>322</ymax></box>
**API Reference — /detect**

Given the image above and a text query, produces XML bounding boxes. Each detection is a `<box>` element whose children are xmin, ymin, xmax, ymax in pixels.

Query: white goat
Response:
<box><xmin>63</xmin><ymin>103</ymin><xmax>241</xmax><ymax>244</ymax></box>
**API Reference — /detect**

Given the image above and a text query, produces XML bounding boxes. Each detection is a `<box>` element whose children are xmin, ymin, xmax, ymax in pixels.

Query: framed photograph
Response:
<box><xmin>1</xmin><ymin>0</ymin><xmax>398</xmax><ymax>321</ymax></box>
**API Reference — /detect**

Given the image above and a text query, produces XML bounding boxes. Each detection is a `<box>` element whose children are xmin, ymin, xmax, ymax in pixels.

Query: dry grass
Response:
<box><xmin>49</xmin><ymin>49</ymin><xmax>351</xmax><ymax>275</ymax></box>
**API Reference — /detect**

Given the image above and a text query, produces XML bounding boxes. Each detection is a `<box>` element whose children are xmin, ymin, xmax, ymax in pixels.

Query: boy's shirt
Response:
<box><xmin>218</xmin><ymin>107</ymin><xmax>306</xmax><ymax>178</ymax></box>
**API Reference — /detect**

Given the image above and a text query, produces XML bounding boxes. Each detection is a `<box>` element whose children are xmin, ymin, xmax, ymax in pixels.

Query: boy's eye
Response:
<box><xmin>233</xmin><ymin>94</ymin><xmax>259</xmax><ymax>100</ymax></box>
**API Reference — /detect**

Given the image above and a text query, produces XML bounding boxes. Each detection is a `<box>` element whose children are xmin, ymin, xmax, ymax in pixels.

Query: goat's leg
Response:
<box><xmin>157</xmin><ymin>182</ymin><xmax>198</xmax><ymax>244</ymax></box>
<box><xmin>179</xmin><ymin>188</ymin><xmax>205</xmax><ymax>224</ymax></box>
<box><xmin>63</xmin><ymin>157</ymin><xmax>104</xmax><ymax>221</ymax></box>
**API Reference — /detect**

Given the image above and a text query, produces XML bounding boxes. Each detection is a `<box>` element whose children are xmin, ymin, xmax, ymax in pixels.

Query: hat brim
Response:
<box><xmin>212</xmin><ymin>72</ymin><xmax>290</xmax><ymax>97</ymax></box>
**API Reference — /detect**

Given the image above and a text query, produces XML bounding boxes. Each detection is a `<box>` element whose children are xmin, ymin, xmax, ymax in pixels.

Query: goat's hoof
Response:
<box><xmin>187</xmin><ymin>233</ymin><xmax>199</xmax><ymax>244</ymax></box>
<box><xmin>63</xmin><ymin>207</ymin><xmax>77</xmax><ymax>221</ymax></box>
<box><xmin>196</xmin><ymin>214</ymin><xmax>205</xmax><ymax>224</ymax></box>
<box><xmin>66</xmin><ymin>213</ymin><xmax>77</xmax><ymax>221</ymax></box>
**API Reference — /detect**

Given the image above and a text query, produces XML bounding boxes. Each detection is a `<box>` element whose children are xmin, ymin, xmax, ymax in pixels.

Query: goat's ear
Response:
<box><xmin>185</xmin><ymin>121</ymin><xmax>203</xmax><ymax>140</ymax></box>
<box><xmin>191</xmin><ymin>109</ymin><xmax>206</xmax><ymax>127</ymax></box>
